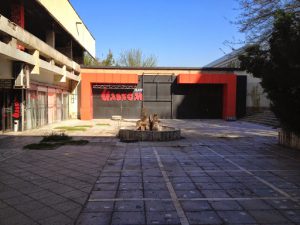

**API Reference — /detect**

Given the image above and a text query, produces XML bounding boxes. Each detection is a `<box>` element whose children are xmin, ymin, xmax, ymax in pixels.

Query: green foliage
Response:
<box><xmin>117</xmin><ymin>49</ymin><xmax>157</xmax><ymax>67</ymax></box>
<box><xmin>239</xmin><ymin>11</ymin><xmax>300</xmax><ymax>134</ymax></box>
<box><xmin>100</xmin><ymin>50</ymin><xmax>115</xmax><ymax>66</ymax></box>
<box><xmin>83</xmin><ymin>50</ymin><xmax>115</xmax><ymax>66</ymax></box>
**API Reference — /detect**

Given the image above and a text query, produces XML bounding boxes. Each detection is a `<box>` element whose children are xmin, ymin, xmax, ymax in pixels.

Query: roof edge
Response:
<box><xmin>80</xmin><ymin>66</ymin><xmax>242</xmax><ymax>71</ymax></box>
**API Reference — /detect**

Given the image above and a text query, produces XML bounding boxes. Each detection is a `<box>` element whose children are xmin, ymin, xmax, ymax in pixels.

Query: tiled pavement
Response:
<box><xmin>1</xmin><ymin>120</ymin><xmax>300</xmax><ymax>225</ymax></box>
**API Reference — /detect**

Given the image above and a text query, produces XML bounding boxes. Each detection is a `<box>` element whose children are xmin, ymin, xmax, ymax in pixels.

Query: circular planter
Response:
<box><xmin>119</xmin><ymin>126</ymin><xmax>181</xmax><ymax>142</ymax></box>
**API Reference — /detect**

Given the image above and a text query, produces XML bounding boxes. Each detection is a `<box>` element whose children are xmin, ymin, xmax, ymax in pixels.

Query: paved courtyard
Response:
<box><xmin>0</xmin><ymin>120</ymin><xmax>300</xmax><ymax>225</ymax></box>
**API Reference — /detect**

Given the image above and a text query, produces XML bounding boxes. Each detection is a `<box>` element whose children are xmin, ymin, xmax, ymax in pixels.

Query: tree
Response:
<box><xmin>100</xmin><ymin>50</ymin><xmax>115</xmax><ymax>66</ymax></box>
<box><xmin>236</xmin><ymin>0</ymin><xmax>300</xmax><ymax>43</ymax></box>
<box><xmin>239</xmin><ymin>11</ymin><xmax>300</xmax><ymax>134</ymax></box>
<box><xmin>83</xmin><ymin>50</ymin><xmax>116</xmax><ymax>66</ymax></box>
<box><xmin>117</xmin><ymin>49</ymin><xmax>157</xmax><ymax>67</ymax></box>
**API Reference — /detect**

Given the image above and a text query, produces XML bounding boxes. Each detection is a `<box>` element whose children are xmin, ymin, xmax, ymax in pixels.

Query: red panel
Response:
<box><xmin>11</xmin><ymin>0</ymin><xmax>25</xmax><ymax>50</ymax></box>
<box><xmin>80</xmin><ymin>72</ymin><xmax>138</xmax><ymax>120</ymax></box>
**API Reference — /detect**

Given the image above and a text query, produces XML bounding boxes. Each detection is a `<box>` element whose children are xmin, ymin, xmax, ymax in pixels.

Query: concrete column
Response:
<box><xmin>46</xmin><ymin>30</ymin><xmax>55</xmax><ymax>48</ymax></box>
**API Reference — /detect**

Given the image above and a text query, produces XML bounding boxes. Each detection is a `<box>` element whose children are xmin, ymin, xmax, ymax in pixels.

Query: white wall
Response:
<box><xmin>36</xmin><ymin>0</ymin><xmax>96</xmax><ymax>57</ymax></box>
<box><xmin>236</xmin><ymin>71</ymin><xmax>270</xmax><ymax>109</ymax></box>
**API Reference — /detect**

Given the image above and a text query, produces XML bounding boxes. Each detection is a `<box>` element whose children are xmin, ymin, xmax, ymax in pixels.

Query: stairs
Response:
<box><xmin>241</xmin><ymin>110</ymin><xmax>280</xmax><ymax>128</ymax></box>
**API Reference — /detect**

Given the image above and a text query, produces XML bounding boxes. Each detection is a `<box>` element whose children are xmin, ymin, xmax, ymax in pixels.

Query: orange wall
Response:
<box><xmin>80</xmin><ymin>73</ymin><xmax>138</xmax><ymax>120</ymax></box>
<box><xmin>177</xmin><ymin>73</ymin><xmax>237</xmax><ymax>119</ymax></box>
<box><xmin>80</xmin><ymin>71</ymin><xmax>237</xmax><ymax>120</ymax></box>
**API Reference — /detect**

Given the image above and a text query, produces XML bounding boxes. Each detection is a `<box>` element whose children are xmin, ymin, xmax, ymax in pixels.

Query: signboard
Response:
<box><xmin>0</xmin><ymin>79</ymin><xmax>13</xmax><ymax>89</ymax></box>
<box><xmin>100</xmin><ymin>88</ymin><xmax>143</xmax><ymax>102</ymax></box>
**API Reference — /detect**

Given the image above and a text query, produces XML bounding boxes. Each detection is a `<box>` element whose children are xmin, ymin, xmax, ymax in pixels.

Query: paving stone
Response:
<box><xmin>98</xmin><ymin>177</ymin><xmax>120</xmax><ymax>183</ymax></box>
<box><xmin>76</xmin><ymin>212</ymin><xmax>111</xmax><ymax>225</ymax></box>
<box><xmin>39</xmin><ymin>195</ymin><xmax>67</xmax><ymax>206</ymax></box>
<box><xmin>94</xmin><ymin>183</ymin><xmax>119</xmax><ymax>191</ymax></box>
<box><xmin>111</xmin><ymin>211</ymin><xmax>145</xmax><ymax>225</ymax></box>
<box><xmin>280</xmin><ymin>210</ymin><xmax>300</xmax><ymax>223</ymax></box>
<box><xmin>201</xmin><ymin>190</ymin><xmax>231</xmax><ymax>198</ymax></box>
<box><xmin>119</xmin><ymin>182</ymin><xmax>143</xmax><ymax>191</ymax></box>
<box><xmin>83</xmin><ymin>201</ymin><xmax>114</xmax><ymax>212</ymax></box>
<box><xmin>65</xmin><ymin>206</ymin><xmax>82</xmax><ymax>219</ymax></box>
<box><xmin>25</xmin><ymin>206</ymin><xmax>60</xmax><ymax>221</ymax></box>
<box><xmin>3</xmin><ymin>194</ymin><xmax>33</xmax><ymax>206</ymax></box>
<box><xmin>175</xmin><ymin>190</ymin><xmax>203</xmax><ymax>199</ymax></box>
<box><xmin>143</xmin><ymin>182</ymin><xmax>168</xmax><ymax>191</ymax></box>
<box><xmin>2</xmin><ymin>120</ymin><xmax>300</xmax><ymax>225</ymax></box>
<box><xmin>53</xmin><ymin>201</ymin><xmax>82</xmax><ymax>212</ymax></box>
<box><xmin>0</xmin><ymin>213</ymin><xmax>35</xmax><ymax>225</ymax></box>
<box><xmin>145</xmin><ymin>201</ymin><xmax>176</xmax><ymax>212</ymax></box>
<box><xmin>266</xmin><ymin>199</ymin><xmax>300</xmax><ymax>210</ymax></box>
<box><xmin>38</xmin><ymin>213</ymin><xmax>73</xmax><ymax>225</ymax></box>
<box><xmin>144</xmin><ymin>190</ymin><xmax>171</xmax><ymax>199</ymax></box>
<box><xmin>186</xmin><ymin>211</ymin><xmax>223</xmax><ymax>225</ymax></box>
<box><xmin>217</xmin><ymin>210</ymin><xmax>257</xmax><ymax>224</ymax></box>
<box><xmin>238</xmin><ymin>199</ymin><xmax>273</xmax><ymax>210</ymax></box>
<box><xmin>173</xmin><ymin>182</ymin><xmax>196</xmax><ymax>191</ymax></box>
<box><xmin>115</xmin><ymin>201</ymin><xmax>144</xmax><ymax>211</ymax></box>
<box><xmin>0</xmin><ymin>206</ymin><xmax>21</xmax><ymax>219</ymax></box>
<box><xmin>210</xmin><ymin>200</ymin><xmax>243</xmax><ymax>210</ymax></box>
<box><xmin>180</xmin><ymin>200</ymin><xmax>211</xmax><ymax>211</ymax></box>
<box><xmin>146</xmin><ymin>211</ymin><xmax>180</xmax><ymax>225</ymax></box>
<box><xmin>14</xmin><ymin>200</ymin><xmax>45</xmax><ymax>213</ymax></box>
<box><xmin>90</xmin><ymin>190</ymin><xmax>116</xmax><ymax>199</ymax></box>
<box><xmin>117</xmin><ymin>190</ymin><xmax>143</xmax><ymax>198</ymax></box>
<box><xmin>248</xmin><ymin>210</ymin><xmax>291</xmax><ymax>224</ymax></box>
<box><xmin>195</xmin><ymin>182</ymin><xmax>222</xmax><ymax>190</ymax></box>
<box><xmin>28</xmin><ymin>190</ymin><xmax>54</xmax><ymax>200</ymax></box>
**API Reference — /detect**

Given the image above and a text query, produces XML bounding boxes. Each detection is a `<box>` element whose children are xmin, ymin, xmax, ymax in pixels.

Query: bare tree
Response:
<box><xmin>117</xmin><ymin>49</ymin><xmax>157</xmax><ymax>67</ymax></box>
<box><xmin>236</xmin><ymin>0</ymin><xmax>300</xmax><ymax>43</ymax></box>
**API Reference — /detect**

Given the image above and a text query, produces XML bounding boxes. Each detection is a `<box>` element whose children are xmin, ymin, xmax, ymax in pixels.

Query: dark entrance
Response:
<box><xmin>0</xmin><ymin>79</ymin><xmax>15</xmax><ymax>132</ymax></box>
<box><xmin>172</xmin><ymin>83</ymin><xmax>223</xmax><ymax>119</ymax></box>
<box><xmin>0</xmin><ymin>89</ymin><xmax>13</xmax><ymax>132</ymax></box>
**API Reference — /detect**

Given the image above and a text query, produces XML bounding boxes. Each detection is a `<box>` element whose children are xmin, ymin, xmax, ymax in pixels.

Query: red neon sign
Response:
<box><xmin>100</xmin><ymin>88</ymin><xmax>143</xmax><ymax>101</ymax></box>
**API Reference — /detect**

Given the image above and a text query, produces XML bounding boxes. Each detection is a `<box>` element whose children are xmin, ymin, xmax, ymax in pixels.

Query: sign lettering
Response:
<box><xmin>100</xmin><ymin>88</ymin><xmax>143</xmax><ymax>102</ymax></box>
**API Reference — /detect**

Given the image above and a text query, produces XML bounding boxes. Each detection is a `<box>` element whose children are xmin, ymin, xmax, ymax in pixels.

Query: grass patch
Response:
<box><xmin>54</xmin><ymin>126</ymin><xmax>87</xmax><ymax>131</ymax></box>
<box><xmin>96</xmin><ymin>123</ymin><xmax>110</xmax><ymax>126</ymax></box>
<box><xmin>24</xmin><ymin>133</ymin><xmax>89</xmax><ymax>150</ymax></box>
<box><xmin>74</xmin><ymin>125</ymin><xmax>93</xmax><ymax>128</ymax></box>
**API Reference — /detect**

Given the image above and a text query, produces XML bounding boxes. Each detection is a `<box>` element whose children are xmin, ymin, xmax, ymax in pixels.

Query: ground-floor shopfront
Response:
<box><xmin>80</xmin><ymin>67</ymin><xmax>247</xmax><ymax>121</ymax></box>
<box><xmin>0</xmin><ymin>80</ymin><xmax>70</xmax><ymax>132</ymax></box>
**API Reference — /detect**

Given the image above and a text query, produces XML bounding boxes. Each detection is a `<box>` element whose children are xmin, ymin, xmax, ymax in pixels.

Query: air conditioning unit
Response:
<box><xmin>13</xmin><ymin>62</ymin><xmax>30</xmax><ymax>89</ymax></box>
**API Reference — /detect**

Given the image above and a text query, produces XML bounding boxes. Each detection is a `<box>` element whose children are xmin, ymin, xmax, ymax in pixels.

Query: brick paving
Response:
<box><xmin>0</xmin><ymin>120</ymin><xmax>300</xmax><ymax>225</ymax></box>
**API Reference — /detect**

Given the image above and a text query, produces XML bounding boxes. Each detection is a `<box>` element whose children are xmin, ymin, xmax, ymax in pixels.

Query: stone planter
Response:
<box><xmin>279</xmin><ymin>129</ymin><xmax>300</xmax><ymax>150</ymax></box>
<box><xmin>119</xmin><ymin>126</ymin><xmax>181</xmax><ymax>142</ymax></box>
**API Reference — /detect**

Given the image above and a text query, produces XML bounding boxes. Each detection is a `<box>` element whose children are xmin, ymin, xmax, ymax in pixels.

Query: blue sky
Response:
<box><xmin>71</xmin><ymin>0</ymin><xmax>245</xmax><ymax>67</ymax></box>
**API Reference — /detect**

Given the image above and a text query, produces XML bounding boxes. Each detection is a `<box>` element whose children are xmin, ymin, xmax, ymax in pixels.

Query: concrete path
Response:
<box><xmin>0</xmin><ymin>120</ymin><xmax>300</xmax><ymax>225</ymax></box>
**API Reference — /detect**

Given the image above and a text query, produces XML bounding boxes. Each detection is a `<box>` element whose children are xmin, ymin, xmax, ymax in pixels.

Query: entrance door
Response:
<box><xmin>172</xmin><ymin>84</ymin><xmax>223</xmax><ymax>119</ymax></box>
<box><xmin>142</xmin><ymin>75</ymin><xmax>174</xmax><ymax>119</ymax></box>
<box><xmin>0</xmin><ymin>90</ymin><xmax>13</xmax><ymax>131</ymax></box>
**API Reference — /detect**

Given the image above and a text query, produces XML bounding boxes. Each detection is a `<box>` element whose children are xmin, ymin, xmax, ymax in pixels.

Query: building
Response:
<box><xmin>80</xmin><ymin>67</ymin><xmax>247</xmax><ymax>120</ymax></box>
<box><xmin>206</xmin><ymin>47</ymin><xmax>270</xmax><ymax>113</ymax></box>
<box><xmin>0</xmin><ymin>0</ymin><xmax>95</xmax><ymax>132</ymax></box>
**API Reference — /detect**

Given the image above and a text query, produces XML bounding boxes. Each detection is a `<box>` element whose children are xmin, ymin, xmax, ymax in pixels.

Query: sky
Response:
<box><xmin>70</xmin><ymin>0</ymin><xmax>245</xmax><ymax>67</ymax></box>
